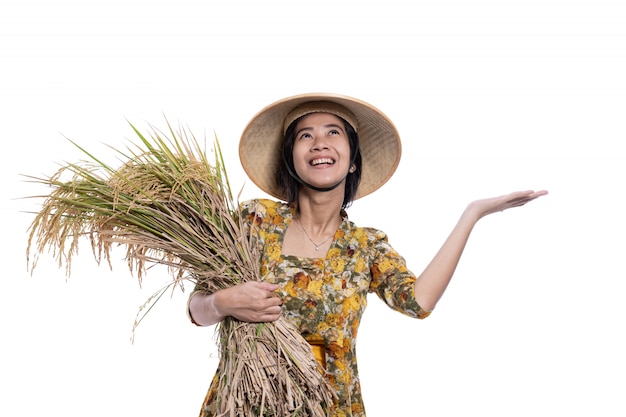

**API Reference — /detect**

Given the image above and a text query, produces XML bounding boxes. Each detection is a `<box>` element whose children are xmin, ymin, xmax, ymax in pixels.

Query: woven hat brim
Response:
<box><xmin>239</xmin><ymin>93</ymin><xmax>402</xmax><ymax>201</ymax></box>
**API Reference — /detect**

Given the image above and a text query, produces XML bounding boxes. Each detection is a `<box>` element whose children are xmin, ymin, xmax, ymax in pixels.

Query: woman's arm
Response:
<box><xmin>188</xmin><ymin>281</ymin><xmax>283</xmax><ymax>326</ymax></box>
<box><xmin>414</xmin><ymin>189</ymin><xmax>547</xmax><ymax>312</ymax></box>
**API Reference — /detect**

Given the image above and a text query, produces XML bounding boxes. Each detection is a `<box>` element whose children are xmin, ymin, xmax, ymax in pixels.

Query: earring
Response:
<box><xmin>349</xmin><ymin>165</ymin><xmax>356</xmax><ymax>173</ymax></box>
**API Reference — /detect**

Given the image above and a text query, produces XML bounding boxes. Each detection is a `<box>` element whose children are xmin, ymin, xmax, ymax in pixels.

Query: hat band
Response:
<box><xmin>283</xmin><ymin>101</ymin><xmax>359</xmax><ymax>134</ymax></box>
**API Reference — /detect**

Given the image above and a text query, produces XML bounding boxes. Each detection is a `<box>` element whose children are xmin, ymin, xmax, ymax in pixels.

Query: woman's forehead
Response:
<box><xmin>295</xmin><ymin>112</ymin><xmax>345</xmax><ymax>128</ymax></box>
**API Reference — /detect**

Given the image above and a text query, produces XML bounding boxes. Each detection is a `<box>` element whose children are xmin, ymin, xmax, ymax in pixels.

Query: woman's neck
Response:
<box><xmin>295</xmin><ymin>191</ymin><xmax>344</xmax><ymax>234</ymax></box>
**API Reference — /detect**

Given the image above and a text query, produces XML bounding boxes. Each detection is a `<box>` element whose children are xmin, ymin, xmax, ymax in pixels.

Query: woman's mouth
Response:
<box><xmin>310</xmin><ymin>158</ymin><xmax>335</xmax><ymax>166</ymax></box>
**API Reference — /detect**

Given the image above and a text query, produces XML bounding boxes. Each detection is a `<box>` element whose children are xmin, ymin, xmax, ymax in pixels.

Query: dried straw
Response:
<box><xmin>25</xmin><ymin>120</ymin><xmax>336</xmax><ymax>416</ymax></box>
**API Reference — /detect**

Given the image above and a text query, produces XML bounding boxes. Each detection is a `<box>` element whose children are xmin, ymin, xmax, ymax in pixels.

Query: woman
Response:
<box><xmin>188</xmin><ymin>93</ymin><xmax>547</xmax><ymax>416</ymax></box>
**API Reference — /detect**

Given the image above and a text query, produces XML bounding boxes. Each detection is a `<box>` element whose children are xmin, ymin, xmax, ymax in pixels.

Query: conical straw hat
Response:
<box><xmin>239</xmin><ymin>93</ymin><xmax>402</xmax><ymax>201</ymax></box>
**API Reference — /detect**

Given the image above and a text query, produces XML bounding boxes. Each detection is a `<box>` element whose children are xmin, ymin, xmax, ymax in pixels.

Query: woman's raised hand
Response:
<box><xmin>466</xmin><ymin>189</ymin><xmax>548</xmax><ymax>221</ymax></box>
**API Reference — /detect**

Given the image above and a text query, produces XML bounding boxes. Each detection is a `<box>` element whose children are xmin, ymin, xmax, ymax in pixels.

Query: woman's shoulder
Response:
<box><xmin>344</xmin><ymin>218</ymin><xmax>389</xmax><ymax>243</ymax></box>
<box><xmin>240</xmin><ymin>198</ymin><xmax>288</xmax><ymax>211</ymax></box>
<box><xmin>240</xmin><ymin>198</ymin><xmax>292</xmax><ymax>222</ymax></box>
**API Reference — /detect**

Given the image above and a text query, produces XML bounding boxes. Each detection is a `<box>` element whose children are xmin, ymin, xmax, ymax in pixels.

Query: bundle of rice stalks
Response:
<box><xmin>25</xmin><ymin>120</ymin><xmax>336</xmax><ymax>416</ymax></box>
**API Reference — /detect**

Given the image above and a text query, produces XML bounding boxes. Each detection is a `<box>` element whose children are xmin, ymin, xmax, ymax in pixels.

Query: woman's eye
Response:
<box><xmin>329</xmin><ymin>129</ymin><xmax>339</xmax><ymax>135</ymax></box>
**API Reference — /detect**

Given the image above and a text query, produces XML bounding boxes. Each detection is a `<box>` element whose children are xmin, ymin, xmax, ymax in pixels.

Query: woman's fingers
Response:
<box><xmin>469</xmin><ymin>189</ymin><xmax>548</xmax><ymax>219</ymax></box>
<box><xmin>223</xmin><ymin>281</ymin><xmax>283</xmax><ymax>322</ymax></box>
<box><xmin>250</xmin><ymin>280</ymin><xmax>280</xmax><ymax>292</ymax></box>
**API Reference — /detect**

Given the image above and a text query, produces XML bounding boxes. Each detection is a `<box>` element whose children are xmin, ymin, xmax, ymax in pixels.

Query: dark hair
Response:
<box><xmin>276</xmin><ymin>114</ymin><xmax>362</xmax><ymax>209</ymax></box>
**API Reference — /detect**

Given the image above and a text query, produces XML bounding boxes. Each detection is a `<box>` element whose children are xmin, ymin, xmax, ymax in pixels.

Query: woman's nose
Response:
<box><xmin>311</xmin><ymin>136</ymin><xmax>329</xmax><ymax>151</ymax></box>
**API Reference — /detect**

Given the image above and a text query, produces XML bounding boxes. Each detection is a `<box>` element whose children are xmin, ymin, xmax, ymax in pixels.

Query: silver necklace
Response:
<box><xmin>296</xmin><ymin>217</ymin><xmax>334</xmax><ymax>251</ymax></box>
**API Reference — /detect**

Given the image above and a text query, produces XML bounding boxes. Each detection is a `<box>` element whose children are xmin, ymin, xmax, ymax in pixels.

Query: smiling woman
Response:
<box><xmin>286</xmin><ymin>112</ymin><xmax>358</xmax><ymax>203</ymax></box>
<box><xmin>293</xmin><ymin>113</ymin><xmax>352</xmax><ymax>172</ymax></box>
<box><xmin>188</xmin><ymin>92</ymin><xmax>547</xmax><ymax>416</ymax></box>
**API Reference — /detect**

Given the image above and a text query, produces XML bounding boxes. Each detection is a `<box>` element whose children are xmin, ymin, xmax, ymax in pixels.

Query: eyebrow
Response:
<box><xmin>295</xmin><ymin>123</ymin><xmax>344</xmax><ymax>137</ymax></box>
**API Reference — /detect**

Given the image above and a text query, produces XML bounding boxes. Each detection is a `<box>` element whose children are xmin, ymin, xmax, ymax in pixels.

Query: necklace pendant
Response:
<box><xmin>296</xmin><ymin>217</ymin><xmax>332</xmax><ymax>252</ymax></box>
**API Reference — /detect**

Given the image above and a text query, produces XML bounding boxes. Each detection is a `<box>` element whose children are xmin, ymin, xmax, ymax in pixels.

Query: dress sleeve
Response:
<box><xmin>369</xmin><ymin>229</ymin><xmax>431</xmax><ymax>319</ymax></box>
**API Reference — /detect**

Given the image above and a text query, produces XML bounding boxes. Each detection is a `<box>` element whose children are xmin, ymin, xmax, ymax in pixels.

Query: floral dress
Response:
<box><xmin>193</xmin><ymin>199</ymin><xmax>430</xmax><ymax>417</ymax></box>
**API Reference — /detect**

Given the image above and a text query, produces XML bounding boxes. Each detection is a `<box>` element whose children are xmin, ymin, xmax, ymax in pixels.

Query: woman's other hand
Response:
<box><xmin>466</xmin><ymin>189</ymin><xmax>548</xmax><ymax>221</ymax></box>
<box><xmin>414</xmin><ymin>189</ymin><xmax>548</xmax><ymax>311</ymax></box>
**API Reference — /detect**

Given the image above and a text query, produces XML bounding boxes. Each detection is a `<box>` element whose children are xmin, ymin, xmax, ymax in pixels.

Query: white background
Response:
<box><xmin>1</xmin><ymin>1</ymin><xmax>624</xmax><ymax>416</ymax></box>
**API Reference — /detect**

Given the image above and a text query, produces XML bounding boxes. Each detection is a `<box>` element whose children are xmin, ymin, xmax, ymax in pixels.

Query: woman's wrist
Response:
<box><xmin>460</xmin><ymin>203</ymin><xmax>483</xmax><ymax>226</ymax></box>
<box><xmin>190</xmin><ymin>291</ymin><xmax>226</xmax><ymax>326</ymax></box>
<box><xmin>208</xmin><ymin>291</ymin><xmax>227</xmax><ymax>322</ymax></box>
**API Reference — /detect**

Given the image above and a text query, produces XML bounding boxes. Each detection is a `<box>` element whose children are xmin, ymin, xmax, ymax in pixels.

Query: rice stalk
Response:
<box><xmin>24</xmin><ymin>119</ymin><xmax>336</xmax><ymax>416</ymax></box>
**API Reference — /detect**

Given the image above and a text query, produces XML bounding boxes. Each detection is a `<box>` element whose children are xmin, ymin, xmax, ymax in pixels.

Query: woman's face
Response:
<box><xmin>291</xmin><ymin>112</ymin><xmax>352</xmax><ymax>192</ymax></box>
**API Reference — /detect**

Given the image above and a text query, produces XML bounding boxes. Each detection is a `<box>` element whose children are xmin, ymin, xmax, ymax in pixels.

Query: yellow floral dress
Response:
<box><xmin>194</xmin><ymin>199</ymin><xmax>430</xmax><ymax>416</ymax></box>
